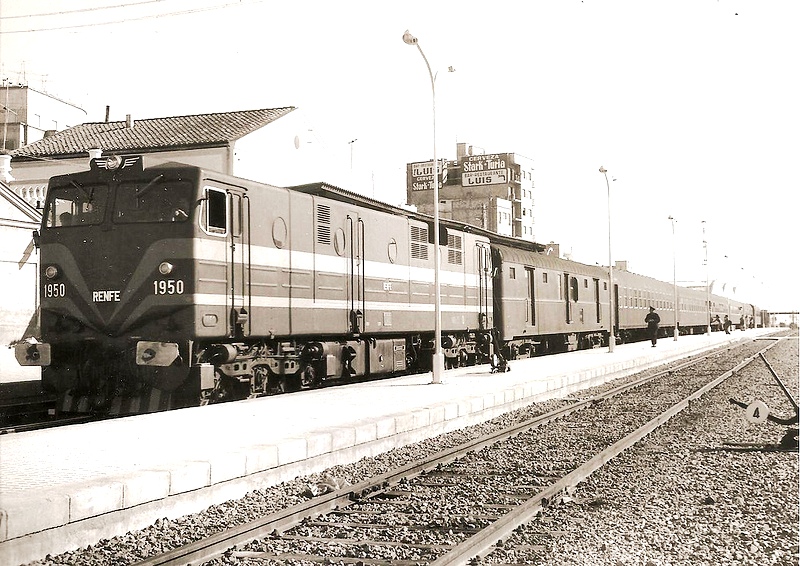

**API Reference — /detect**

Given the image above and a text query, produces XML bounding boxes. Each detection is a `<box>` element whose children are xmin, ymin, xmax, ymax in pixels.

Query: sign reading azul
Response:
<box><xmin>408</xmin><ymin>159</ymin><xmax>448</xmax><ymax>191</ymax></box>
<box><xmin>461</xmin><ymin>153</ymin><xmax>510</xmax><ymax>186</ymax></box>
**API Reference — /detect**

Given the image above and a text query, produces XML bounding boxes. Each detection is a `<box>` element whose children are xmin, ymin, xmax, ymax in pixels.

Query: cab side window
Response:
<box><xmin>205</xmin><ymin>188</ymin><xmax>227</xmax><ymax>234</ymax></box>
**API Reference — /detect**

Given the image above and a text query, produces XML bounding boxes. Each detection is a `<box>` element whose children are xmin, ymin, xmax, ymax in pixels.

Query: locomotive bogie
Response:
<box><xmin>197</xmin><ymin>335</ymin><xmax>412</xmax><ymax>401</ymax></box>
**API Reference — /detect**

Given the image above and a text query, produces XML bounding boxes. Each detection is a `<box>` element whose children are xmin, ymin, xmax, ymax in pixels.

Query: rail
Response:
<box><xmin>132</xmin><ymin>339</ymin><xmax>780</xmax><ymax>566</ymax></box>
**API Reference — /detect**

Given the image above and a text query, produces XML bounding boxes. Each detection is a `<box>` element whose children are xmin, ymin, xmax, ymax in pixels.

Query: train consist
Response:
<box><xmin>15</xmin><ymin>156</ymin><xmax>766</xmax><ymax>414</ymax></box>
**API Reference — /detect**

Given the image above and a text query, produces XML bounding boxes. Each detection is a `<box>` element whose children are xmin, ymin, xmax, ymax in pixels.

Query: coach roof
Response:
<box><xmin>493</xmin><ymin>243</ymin><xmax>609</xmax><ymax>277</ymax></box>
<box><xmin>10</xmin><ymin>107</ymin><xmax>296</xmax><ymax>160</ymax></box>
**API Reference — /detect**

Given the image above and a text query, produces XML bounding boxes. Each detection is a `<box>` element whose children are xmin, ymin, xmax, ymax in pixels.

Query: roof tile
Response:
<box><xmin>11</xmin><ymin>107</ymin><xmax>296</xmax><ymax>158</ymax></box>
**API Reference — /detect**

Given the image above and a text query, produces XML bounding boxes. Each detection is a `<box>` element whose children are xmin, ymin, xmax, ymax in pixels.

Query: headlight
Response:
<box><xmin>158</xmin><ymin>261</ymin><xmax>174</xmax><ymax>275</ymax></box>
<box><xmin>105</xmin><ymin>154</ymin><xmax>122</xmax><ymax>170</ymax></box>
<box><xmin>44</xmin><ymin>265</ymin><xmax>59</xmax><ymax>280</ymax></box>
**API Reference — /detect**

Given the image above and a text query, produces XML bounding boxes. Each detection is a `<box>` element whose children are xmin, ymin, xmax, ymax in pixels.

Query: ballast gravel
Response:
<box><xmin>24</xmin><ymin>334</ymin><xmax>798</xmax><ymax>566</ymax></box>
<box><xmin>491</xmin><ymin>335</ymin><xmax>799</xmax><ymax>566</ymax></box>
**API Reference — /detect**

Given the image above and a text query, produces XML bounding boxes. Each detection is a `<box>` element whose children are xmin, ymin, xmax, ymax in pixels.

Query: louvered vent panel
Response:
<box><xmin>447</xmin><ymin>234</ymin><xmax>463</xmax><ymax>265</ymax></box>
<box><xmin>410</xmin><ymin>225</ymin><xmax>429</xmax><ymax>261</ymax></box>
<box><xmin>317</xmin><ymin>204</ymin><xmax>331</xmax><ymax>245</ymax></box>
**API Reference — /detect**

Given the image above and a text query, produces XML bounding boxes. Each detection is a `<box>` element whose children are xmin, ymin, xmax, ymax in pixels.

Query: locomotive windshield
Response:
<box><xmin>45</xmin><ymin>177</ymin><xmax>194</xmax><ymax>228</ymax></box>
<box><xmin>45</xmin><ymin>182</ymin><xmax>108</xmax><ymax>228</ymax></box>
<box><xmin>114</xmin><ymin>178</ymin><xmax>193</xmax><ymax>224</ymax></box>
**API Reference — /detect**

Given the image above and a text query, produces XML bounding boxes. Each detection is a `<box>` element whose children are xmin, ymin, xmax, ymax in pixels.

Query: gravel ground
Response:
<box><xmin>25</xmin><ymin>334</ymin><xmax>798</xmax><ymax>566</ymax></box>
<box><xmin>491</xmin><ymin>334</ymin><xmax>799</xmax><ymax>566</ymax></box>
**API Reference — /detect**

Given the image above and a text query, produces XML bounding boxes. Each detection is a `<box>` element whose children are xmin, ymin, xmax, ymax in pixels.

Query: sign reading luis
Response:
<box><xmin>461</xmin><ymin>154</ymin><xmax>509</xmax><ymax>186</ymax></box>
<box><xmin>408</xmin><ymin>159</ymin><xmax>448</xmax><ymax>191</ymax></box>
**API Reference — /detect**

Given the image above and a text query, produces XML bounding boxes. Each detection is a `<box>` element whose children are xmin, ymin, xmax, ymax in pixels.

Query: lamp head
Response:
<box><xmin>403</xmin><ymin>30</ymin><xmax>418</xmax><ymax>45</ymax></box>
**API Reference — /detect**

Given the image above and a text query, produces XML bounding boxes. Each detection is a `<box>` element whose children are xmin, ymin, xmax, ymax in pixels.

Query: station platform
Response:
<box><xmin>0</xmin><ymin>328</ymin><xmax>776</xmax><ymax>564</ymax></box>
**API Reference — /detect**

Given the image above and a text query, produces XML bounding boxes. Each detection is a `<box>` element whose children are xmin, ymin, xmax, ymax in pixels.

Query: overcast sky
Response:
<box><xmin>2</xmin><ymin>0</ymin><xmax>798</xmax><ymax>311</ymax></box>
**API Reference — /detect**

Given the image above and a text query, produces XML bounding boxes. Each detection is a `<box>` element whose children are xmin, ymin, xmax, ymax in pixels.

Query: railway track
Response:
<box><xmin>0</xmin><ymin>397</ymin><xmax>58</xmax><ymax>434</ymax></box>
<box><xmin>0</xmin><ymin>414</ymin><xmax>95</xmax><ymax>434</ymax></box>
<box><xmin>130</xmin><ymin>338</ymin><xmax>784</xmax><ymax>566</ymax></box>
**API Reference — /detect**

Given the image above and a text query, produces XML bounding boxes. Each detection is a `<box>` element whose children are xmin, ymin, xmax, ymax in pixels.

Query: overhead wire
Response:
<box><xmin>0</xmin><ymin>0</ymin><xmax>170</xmax><ymax>20</ymax></box>
<box><xmin>0</xmin><ymin>0</ymin><xmax>262</xmax><ymax>34</ymax></box>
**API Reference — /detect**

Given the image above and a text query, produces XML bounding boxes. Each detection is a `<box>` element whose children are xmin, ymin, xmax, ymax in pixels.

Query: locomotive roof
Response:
<box><xmin>290</xmin><ymin>182</ymin><xmax>546</xmax><ymax>253</ymax></box>
<box><xmin>11</xmin><ymin>108</ymin><xmax>296</xmax><ymax>160</ymax></box>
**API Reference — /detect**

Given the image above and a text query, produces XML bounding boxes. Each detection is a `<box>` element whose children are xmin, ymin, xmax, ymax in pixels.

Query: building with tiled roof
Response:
<box><xmin>11</xmin><ymin>107</ymin><xmax>295</xmax><ymax>159</ymax></box>
<box><xmin>6</xmin><ymin>106</ymin><xmax>334</xmax><ymax>207</ymax></box>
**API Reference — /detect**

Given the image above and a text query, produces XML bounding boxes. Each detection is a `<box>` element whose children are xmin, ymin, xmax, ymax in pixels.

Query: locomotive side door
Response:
<box><xmin>525</xmin><ymin>267</ymin><xmax>536</xmax><ymax>328</ymax></box>
<box><xmin>345</xmin><ymin>212</ymin><xmax>365</xmax><ymax>334</ymax></box>
<box><xmin>476</xmin><ymin>243</ymin><xmax>492</xmax><ymax>329</ymax></box>
<box><xmin>564</xmin><ymin>272</ymin><xmax>572</xmax><ymax>323</ymax></box>
<box><xmin>227</xmin><ymin>190</ymin><xmax>251</xmax><ymax>337</ymax></box>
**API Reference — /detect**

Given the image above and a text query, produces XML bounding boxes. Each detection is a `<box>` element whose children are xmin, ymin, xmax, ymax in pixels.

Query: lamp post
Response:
<box><xmin>668</xmin><ymin>216</ymin><xmax>679</xmax><ymax>340</ymax></box>
<box><xmin>403</xmin><ymin>30</ymin><xmax>444</xmax><ymax>383</ymax></box>
<box><xmin>348</xmin><ymin>139</ymin><xmax>357</xmax><ymax>171</ymax></box>
<box><xmin>599</xmin><ymin>167</ymin><xmax>615</xmax><ymax>353</ymax></box>
<box><xmin>702</xmin><ymin>220</ymin><xmax>710</xmax><ymax>335</ymax></box>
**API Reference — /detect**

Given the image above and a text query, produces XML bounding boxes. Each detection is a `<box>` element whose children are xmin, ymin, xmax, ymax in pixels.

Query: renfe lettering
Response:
<box><xmin>93</xmin><ymin>290</ymin><xmax>121</xmax><ymax>302</ymax></box>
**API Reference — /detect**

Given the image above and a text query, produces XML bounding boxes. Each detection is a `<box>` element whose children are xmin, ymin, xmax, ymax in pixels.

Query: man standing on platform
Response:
<box><xmin>645</xmin><ymin>306</ymin><xmax>660</xmax><ymax>347</ymax></box>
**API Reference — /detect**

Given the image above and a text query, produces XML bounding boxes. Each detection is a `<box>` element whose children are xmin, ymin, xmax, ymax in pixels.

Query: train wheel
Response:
<box><xmin>266</xmin><ymin>375</ymin><xmax>287</xmax><ymax>395</ymax></box>
<box><xmin>300</xmin><ymin>365</ymin><xmax>320</xmax><ymax>388</ymax></box>
<box><xmin>406</xmin><ymin>347</ymin><xmax>420</xmax><ymax>373</ymax></box>
<box><xmin>250</xmin><ymin>366</ymin><xmax>270</xmax><ymax>398</ymax></box>
<box><xmin>199</xmin><ymin>371</ymin><xmax>236</xmax><ymax>405</ymax></box>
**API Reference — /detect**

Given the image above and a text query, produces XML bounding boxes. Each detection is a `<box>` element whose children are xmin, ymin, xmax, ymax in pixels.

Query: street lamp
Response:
<box><xmin>348</xmin><ymin>139</ymin><xmax>357</xmax><ymax>171</ymax></box>
<box><xmin>668</xmin><ymin>216</ymin><xmax>679</xmax><ymax>341</ymax></box>
<box><xmin>702</xmin><ymin>220</ymin><xmax>710</xmax><ymax>335</ymax></box>
<box><xmin>403</xmin><ymin>30</ymin><xmax>444</xmax><ymax>383</ymax></box>
<box><xmin>599</xmin><ymin>167</ymin><xmax>615</xmax><ymax>353</ymax></box>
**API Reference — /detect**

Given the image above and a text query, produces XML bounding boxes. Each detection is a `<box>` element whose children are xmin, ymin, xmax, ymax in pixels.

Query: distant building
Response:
<box><xmin>406</xmin><ymin>142</ymin><xmax>536</xmax><ymax>242</ymax></box>
<box><xmin>1</xmin><ymin>83</ymin><xmax>88</xmax><ymax>152</ymax></box>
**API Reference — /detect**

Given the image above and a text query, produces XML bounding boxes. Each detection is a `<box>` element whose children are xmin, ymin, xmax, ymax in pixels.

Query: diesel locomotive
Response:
<box><xmin>15</xmin><ymin>155</ymin><xmax>765</xmax><ymax>414</ymax></box>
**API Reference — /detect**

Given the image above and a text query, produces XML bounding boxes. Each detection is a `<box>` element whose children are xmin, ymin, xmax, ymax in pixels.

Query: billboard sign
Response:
<box><xmin>463</xmin><ymin>169</ymin><xmax>508</xmax><ymax>186</ymax></box>
<box><xmin>408</xmin><ymin>159</ymin><xmax>448</xmax><ymax>191</ymax></box>
<box><xmin>460</xmin><ymin>153</ymin><xmax>511</xmax><ymax>186</ymax></box>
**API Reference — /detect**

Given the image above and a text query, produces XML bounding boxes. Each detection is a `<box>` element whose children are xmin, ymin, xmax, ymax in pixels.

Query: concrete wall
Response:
<box><xmin>0</xmin><ymin>224</ymin><xmax>37</xmax><ymax>342</ymax></box>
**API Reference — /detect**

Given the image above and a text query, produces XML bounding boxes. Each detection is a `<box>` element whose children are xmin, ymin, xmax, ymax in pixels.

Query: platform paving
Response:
<box><xmin>0</xmin><ymin>328</ymin><xmax>774</xmax><ymax>564</ymax></box>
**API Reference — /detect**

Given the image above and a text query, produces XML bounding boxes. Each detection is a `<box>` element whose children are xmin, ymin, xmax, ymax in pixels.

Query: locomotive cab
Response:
<box><xmin>17</xmin><ymin>156</ymin><xmax>203</xmax><ymax>413</ymax></box>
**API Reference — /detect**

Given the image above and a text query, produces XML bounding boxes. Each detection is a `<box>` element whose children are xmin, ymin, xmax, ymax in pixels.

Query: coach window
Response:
<box><xmin>203</xmin><ymin>187</ymin><xmax>227</xmax><ymax>235</ymax></box>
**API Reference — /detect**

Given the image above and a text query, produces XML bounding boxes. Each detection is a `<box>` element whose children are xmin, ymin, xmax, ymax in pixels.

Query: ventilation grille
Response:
<box><xmin>317</xmin><ymin>204</ymin><xmax>331</xmax><ymax>245</ymax></box>
<box><xmin>410</xmin><ymin>225</ymin><xmax>429</xmax><ymax>260</ymax></box>
<box><xmin>447</xmin><ymin>233</ymin><xmax>462</xmax><ymax>265</ymax></box>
